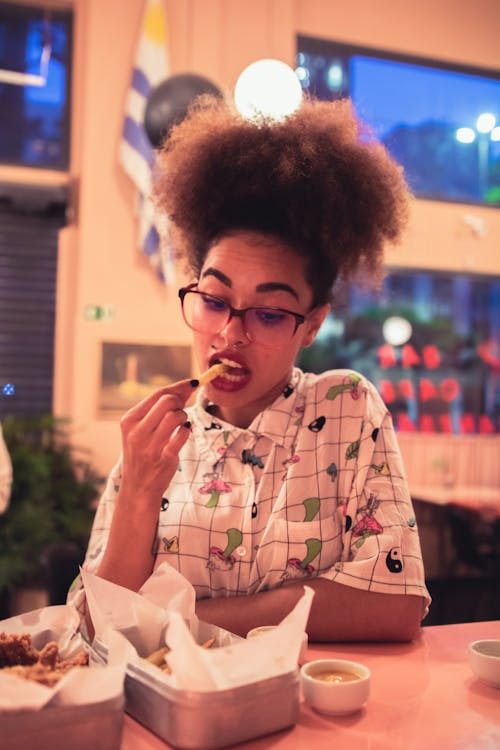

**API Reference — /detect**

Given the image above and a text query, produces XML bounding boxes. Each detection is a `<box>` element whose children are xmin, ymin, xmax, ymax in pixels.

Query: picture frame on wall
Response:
<box><xmin>98</xmin><ymin>341</ymin><xmax>192</xmax><ymax>416</ymax></box>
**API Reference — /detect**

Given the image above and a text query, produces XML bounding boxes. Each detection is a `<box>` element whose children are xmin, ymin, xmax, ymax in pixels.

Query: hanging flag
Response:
<box><xmin>119</xmin><ymin>0</ymin><xmax>172</xmax><ymax>281</ymax></box>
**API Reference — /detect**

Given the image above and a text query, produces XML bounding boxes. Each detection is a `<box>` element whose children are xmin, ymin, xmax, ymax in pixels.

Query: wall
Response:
<box><xmin>49</xmin><ymin>0</ymin><xmax>500</xmax><ymax>476</ymax></box>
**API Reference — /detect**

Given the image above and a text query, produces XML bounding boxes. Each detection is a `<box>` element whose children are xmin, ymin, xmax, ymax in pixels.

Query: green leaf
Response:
<box><xmin>0</xmin><ymin>414</ymin><xmax>104</xmax><ymax>590</ymax></box>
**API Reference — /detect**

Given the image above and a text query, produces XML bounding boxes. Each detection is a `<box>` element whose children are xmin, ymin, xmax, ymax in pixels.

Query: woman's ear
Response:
<box><xmin>302</xmin><ymin>304</ymin><xmax>331</xmax><ymax>347</ymax></box>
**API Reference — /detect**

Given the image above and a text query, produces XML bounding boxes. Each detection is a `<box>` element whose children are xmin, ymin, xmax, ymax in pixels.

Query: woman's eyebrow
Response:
<box><xmin>256</xmin><ymin>281</ymin><xmax>299</xmax><ymax>300</ymax></box>
<box><xmin>201</xmin><ymin>270</ymin><xmax>299</xmax><ymax>301</ymax></box>
<box><xmin>201</xmin><ymin>268</ymin><xmax>232</xmax><ymax>286</ymax></box>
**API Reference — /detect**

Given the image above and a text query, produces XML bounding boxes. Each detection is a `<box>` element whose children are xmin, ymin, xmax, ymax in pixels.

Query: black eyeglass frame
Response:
<box><xmin>178</xmin><ymin>283</ymin><xmax>307</xmax><ymax>340</ymax></box>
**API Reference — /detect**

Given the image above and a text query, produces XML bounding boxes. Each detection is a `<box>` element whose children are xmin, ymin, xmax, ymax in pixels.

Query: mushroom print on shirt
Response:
<box><xmin>282</xmin><ymin>497</ymin><xmax>322</xmax><ymax>581</ymax></box>
<box><xmin>76</xmin><ymin>368</ymin><xmax>430</xmax><ymax>611</ymax></box>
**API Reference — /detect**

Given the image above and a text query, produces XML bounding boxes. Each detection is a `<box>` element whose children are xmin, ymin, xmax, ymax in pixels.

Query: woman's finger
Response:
<box><xmin>135</xmin><ymin>392</ymin><xmax>187</xmax><ymax>435</ymax></box>
<box><xmin>161</xmin><ymin>420</ymin><xmax>192</xmax><ymax>460</ymax></box>
<box><xmin>123</xmin><ymin>379</ymin><xmax>196</xmax><ymax>424</ymax></box>
<box><xmin>144</xmin><ymin>405</ymin><xmax>188</xmax><ymax>450</ymax></box>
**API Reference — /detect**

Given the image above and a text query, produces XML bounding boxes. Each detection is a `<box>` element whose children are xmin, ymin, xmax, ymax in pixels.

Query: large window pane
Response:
<box><xmin>298</xmin><ymin>271</ymin><xmax>500</xmax><ymax>435</ymax></box>
<box><xmin>296</xmin><ymin>36</ymin><xmax>500</xmax><ymax>207</ymax></box>
<box><xmin>0</xmin><ymin>2</ymin><xmax>72</xmax><ymax>170</ymax></box>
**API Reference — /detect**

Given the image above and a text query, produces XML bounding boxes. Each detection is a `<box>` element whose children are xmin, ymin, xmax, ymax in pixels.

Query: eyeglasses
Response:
<box><xmin>178</xmin><ymin>284</ymin><xmax>307</xmax><ymax>349</ymax></box>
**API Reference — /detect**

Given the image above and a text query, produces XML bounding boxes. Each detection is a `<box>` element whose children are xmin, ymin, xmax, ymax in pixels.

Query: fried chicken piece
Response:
<box><xmin>55</xmin><ymin>650</ymin><xmax>89</xmax><ymax>671</ymax></box>
<box><xmin>0</xmin><ymin>631</ymin><xmax>89</xmax><ymax>686</ymax></box>
<box><xmin>0</xmin><ymin>632</ymin><xmax>38</xmax><ymax>668</ymax></box>
<box><xmin>38</xmin><ymin>641</ymin><xmax>59</xmax><ymax>668</ymax></box>
<box><xmin>2</xmin><ymin>663</ymin><xmax>62</xmax><ymax>688</ymax></box>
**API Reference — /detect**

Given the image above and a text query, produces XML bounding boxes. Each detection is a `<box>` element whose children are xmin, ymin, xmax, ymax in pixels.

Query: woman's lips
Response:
<box><xmin>209</xmin><ymin>353</ymin><xmax>251</xmax><ymax>391</ymax></box>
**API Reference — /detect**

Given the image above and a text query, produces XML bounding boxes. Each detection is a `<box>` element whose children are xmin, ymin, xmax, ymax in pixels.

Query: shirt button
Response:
<box><xmin>235</xmin><ymin>546</ymin><xmax>247</xmax><ymax>557</ymax></box>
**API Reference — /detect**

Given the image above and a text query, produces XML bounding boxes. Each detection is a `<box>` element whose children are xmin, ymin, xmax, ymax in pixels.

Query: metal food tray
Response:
<box><xmin>0</xmin><ymin>694</ymin><xmax>125</xmax><ymax>750</ymax></box>
<box><xmin>92</xmin><ymin>639</ymin><xmax>299</xmax><ymax>750</ymax></box>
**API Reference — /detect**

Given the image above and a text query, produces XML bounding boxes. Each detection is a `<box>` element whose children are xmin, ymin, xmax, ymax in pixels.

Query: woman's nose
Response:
<box><xmin>218</xmin><ymin>313</ymin><xmax>250</xmax><ymax>347</ymax></box>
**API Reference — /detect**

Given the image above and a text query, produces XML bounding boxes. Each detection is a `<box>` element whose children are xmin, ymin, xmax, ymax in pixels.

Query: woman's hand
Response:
<box><xmin>119</xmin><ymin>379</ymin><xmax>195</xmax><ymax>507</ymax></box>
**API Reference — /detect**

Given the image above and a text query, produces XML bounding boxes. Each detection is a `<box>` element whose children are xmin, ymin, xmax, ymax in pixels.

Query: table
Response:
<box><xmin>412</xmin><ymin>487</ymin><xmax>500</xmax><ymax>579</ymax></box>
<box><xmin>120</xmin><ymin>620</ymin><xmax>500</xmax><ymax>750</ymax></box>
<box><xmin>411</xmin><ymin>485</ymin><xmax>500</xmax><ymax>516</ymax></box>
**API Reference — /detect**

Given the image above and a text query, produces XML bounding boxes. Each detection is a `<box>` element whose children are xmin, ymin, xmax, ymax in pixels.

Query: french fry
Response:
<box><xmin>146</xmin><ymin>645</ymin><xmax>170</xmax><ymax>667</ymax></box>
<box><xmin>197</xmin><ymin>361</ymin><xmax>228</xmax><ymax>386</ymax></box>
<box><xmin>200</xmin><ymin>637</ymin><xmax>216</xmax><ymax>649</ymax></box>
<box><xmin>145</xmin><ymin>637</ymin><xmax>215</xmax><ymax>676</ymax></box>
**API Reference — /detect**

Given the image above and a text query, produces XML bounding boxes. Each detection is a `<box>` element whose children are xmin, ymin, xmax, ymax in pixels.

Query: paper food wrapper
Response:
<box><xmin>81</xmin><ymin>563</ymin><xmax>313</xmax><ymax>692</ymax></box>
<box><xmin>0</xmin><ymin>604</ymin><xmax>127</xmax><ymax>712</ymax></box>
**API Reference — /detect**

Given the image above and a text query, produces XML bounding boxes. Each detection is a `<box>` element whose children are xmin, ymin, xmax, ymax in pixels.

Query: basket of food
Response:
<box><xmin>82</xmin><ymin>566</ymin><xmax>311</xmax><ymax>750</ymax></box>
<box><xmin>0</xmin><ymin>605</ymin><xmax>126</xmax><ymax>750</ymax></box>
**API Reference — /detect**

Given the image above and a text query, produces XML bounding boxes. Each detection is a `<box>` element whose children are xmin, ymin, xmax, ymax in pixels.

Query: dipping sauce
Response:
<box><xmin>313</xmin><ymin>670</ymin><xmax>361</xmax><ymax>683</ymax></box>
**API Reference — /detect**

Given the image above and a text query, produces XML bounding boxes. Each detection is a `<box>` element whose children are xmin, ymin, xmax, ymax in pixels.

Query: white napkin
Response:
<box><xmin>81</xmin><ymin>564</ymin><xmax>314</xmax><ymax>691</ymax></box>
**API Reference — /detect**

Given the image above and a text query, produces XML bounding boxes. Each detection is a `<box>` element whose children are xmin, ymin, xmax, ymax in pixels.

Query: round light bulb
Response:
<box><xmin>456</xmin><ymin>127</ymin><xmax>476</xmax><ymax>144</ymax></box>
<box><xmin>382</xmin><ymin>316</ymin><xmax>413</xmax><ymax>347</ymax></box>
<box><xmin>234</xmin><ymin>59</ymin><xmax>303</xmax><ymax>121</ymax></box>
<box><xmin>476</xmin><ymin>113</ymin><xmax>496</xmax><ymax>134</ymax></box>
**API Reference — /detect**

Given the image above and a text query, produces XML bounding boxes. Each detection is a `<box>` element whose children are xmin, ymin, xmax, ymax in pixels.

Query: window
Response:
<box><xmin>298</xmin><ymin>270</ymin><xmax>500</xmax><ymax>434</ymax></box>
<box><xmin>0</xmin><ymin>2</ymin><xmax>73</xmax><ymax>170</ymax></box>
<box><xmin>296</xmin><ymin>35</ymin><xmax>500</xmax><ymax>207</ymax></box>
<box><xmin>0</xmin><ymin>190</ymin><xmax>67</xmax><ymax>418</ymax></box>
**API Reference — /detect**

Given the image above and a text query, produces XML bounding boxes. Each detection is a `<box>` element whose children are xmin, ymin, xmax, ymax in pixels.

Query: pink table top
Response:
<box><xmin>121</xmin><ymin>619</ymin><xmax>500</xmax><ymax>750</ymax></box>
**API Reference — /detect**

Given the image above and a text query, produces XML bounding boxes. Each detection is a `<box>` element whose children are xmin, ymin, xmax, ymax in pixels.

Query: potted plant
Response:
<box><xmin>0</xmin><ymin>414</ymin><xmax>104</xmax><ymax>617</ymax></box>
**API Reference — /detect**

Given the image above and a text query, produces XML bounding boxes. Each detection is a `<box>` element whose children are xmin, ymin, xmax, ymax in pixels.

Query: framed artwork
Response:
<box><xmin>98</xmin><ymin>342</ymin><xmax>192</xmax><ymax>415</ymax></box>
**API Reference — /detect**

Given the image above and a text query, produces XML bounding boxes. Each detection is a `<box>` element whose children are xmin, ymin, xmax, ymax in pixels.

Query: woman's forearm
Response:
<box><xmin>95</xmin><ymin>380</ymin><xmax>193</xmax><ymax>592</ymax></box>
<box><xmin>96</xmin><ymin>487</ymin><xmax>158</xmax><ymax>591</ymax></box>
<box><xmin>195</xmin><ymin>578</ymin><xmax>425</xmax><ymax>643</ymax></box>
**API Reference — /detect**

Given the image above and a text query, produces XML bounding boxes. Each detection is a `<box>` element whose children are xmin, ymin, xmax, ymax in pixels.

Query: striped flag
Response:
<box><xmin>119</xmin><ymin>0</ymin><xmax>172</xmax><ymax>282</ymax></box>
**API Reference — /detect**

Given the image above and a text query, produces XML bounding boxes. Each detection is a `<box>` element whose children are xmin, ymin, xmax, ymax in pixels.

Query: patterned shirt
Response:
<box><xmin>79</xmin><ymin>368</ymin><xmax>430</xmax><ymax>610</ymax></box>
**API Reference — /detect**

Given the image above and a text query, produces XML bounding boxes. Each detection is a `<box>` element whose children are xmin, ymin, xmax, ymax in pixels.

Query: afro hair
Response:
<box><xmin>154</xmin><ymin>95</ymin><xmax>410</xmax><ymax>306</ymax></box>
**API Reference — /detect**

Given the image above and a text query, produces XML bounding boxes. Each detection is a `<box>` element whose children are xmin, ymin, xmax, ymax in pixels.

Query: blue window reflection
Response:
<box><xmin>298</xmin><ymin>272</ymin><xmax>500</xmax><ymax>435</ymax></box>
<box><xmin>296</xmin><ymin>36</ymin><xmax>500</xmax><ymax>207</ymax></box>
<box><xmin>0</xmin><ymin>5</ymin><xmax>72</xmax><ymax>170</ymax></box>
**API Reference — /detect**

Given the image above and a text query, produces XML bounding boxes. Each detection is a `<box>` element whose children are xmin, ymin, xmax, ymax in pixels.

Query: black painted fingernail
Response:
<box><xmin>184</xmin><ymin>420</ymin><xmax>192</xmax><ymax>429</ymax></box>
<box><xmin>190</xmin><ymin>379</ymin><xmax>199</xmax><ymax>388</ymax></box>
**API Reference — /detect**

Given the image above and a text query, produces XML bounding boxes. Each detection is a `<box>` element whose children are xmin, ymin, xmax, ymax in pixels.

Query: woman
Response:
<box><xmin>77</xmin><ymin>97</ymin><xmax>430</xmax><ymax>641</ymax></box>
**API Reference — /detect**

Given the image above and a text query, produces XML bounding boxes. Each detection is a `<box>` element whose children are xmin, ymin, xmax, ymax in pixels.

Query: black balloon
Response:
<box><xmin>144</xmin><ymin>73</ymin><xmax>223</xmax><ymax>148</ymax></box>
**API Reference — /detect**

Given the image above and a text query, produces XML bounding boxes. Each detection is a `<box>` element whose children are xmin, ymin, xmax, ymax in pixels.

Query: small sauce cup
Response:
<box><xmin>300</xmin><ymin>658</ymin><xmax>371</xmax><ymax>715</ymax></box>
<box><xmin>468</xmin><ymin>640</ymin><xmax>500</xmax><ymax>688</ymax></box>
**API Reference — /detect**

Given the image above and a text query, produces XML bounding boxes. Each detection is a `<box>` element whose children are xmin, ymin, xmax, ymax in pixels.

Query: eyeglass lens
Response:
<box><xmin>182</xmin><ymin>291</ymin><xmax>298</xmax><ymax>346</ymax></box>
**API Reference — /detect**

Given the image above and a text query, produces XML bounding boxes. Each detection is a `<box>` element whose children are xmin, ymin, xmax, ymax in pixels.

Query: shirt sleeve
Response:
<box><xmin>0</xmin><ymin>423</ymin><xmax>12</xmax><ymax>515</ymax></box>
<box><xmin>320</xmin><ymin>384</ymin><xmax>431</xmax><ymax>614</ymax></box>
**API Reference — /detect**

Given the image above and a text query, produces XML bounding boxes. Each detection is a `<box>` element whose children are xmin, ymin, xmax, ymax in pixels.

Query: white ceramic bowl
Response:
<box><xmin>468</xmin><ymin>640</ymin><xmax>500</xmax><ymax>688</ymax></box>
<box><xmin>246</xmin><ymin>626</ymin><xmax>308</xmax><ymax>665</ymax></box>
<box><xmin>300</xmin><ymin>658</ymin><xmax>371</xmax><ymax>715</ymax></box>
